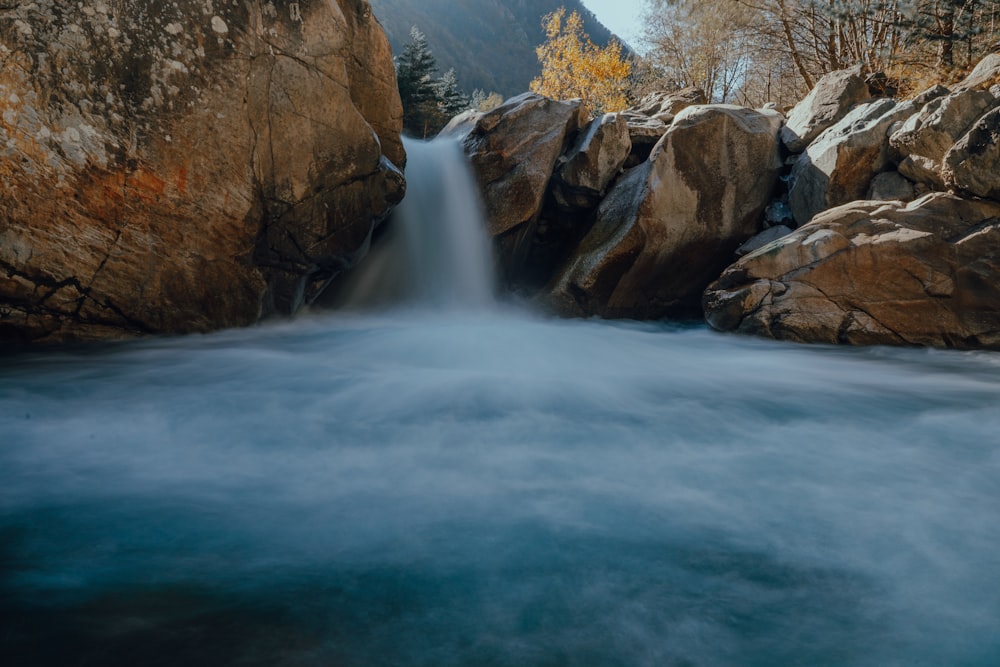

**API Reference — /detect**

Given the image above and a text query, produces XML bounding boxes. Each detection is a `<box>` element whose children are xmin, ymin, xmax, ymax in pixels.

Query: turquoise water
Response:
<box><xmin>2</xmin><ymin>309</ymin><xmax>999</xmax><ymax>666</ymax></box>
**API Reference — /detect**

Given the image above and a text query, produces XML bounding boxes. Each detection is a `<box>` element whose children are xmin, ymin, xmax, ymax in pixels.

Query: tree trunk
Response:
<box><xmin>777</xmin><ymin>0</ymin><xmax>815</xmax><ymax>89</ymax></box>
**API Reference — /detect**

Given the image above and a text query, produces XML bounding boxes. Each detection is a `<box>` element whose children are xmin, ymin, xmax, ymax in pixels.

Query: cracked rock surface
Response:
<box><xmin>703</xmin><ymin>193</ymin><xmax>1000</xmax><ymax>349</ymax></box>
<box><xmin>0</xmin><ymin>0</ymin><xmax>403</xmax><ymax>344</ymax></box>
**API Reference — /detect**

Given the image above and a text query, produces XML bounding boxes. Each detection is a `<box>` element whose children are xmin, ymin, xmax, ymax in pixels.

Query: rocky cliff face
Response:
<box><xmin>0</xmin><ymin>0</ymin><xmax>404</xmax><ymax>344</ymax></box>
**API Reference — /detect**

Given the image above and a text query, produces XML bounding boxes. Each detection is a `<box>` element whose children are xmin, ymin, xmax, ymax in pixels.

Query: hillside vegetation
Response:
<box><xmin>368</xmin><ymin>0</ymin><xmax>620</xmax><ymax>97</ymax></box>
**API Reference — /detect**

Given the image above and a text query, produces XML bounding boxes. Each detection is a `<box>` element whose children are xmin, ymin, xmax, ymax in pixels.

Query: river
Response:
<box><xmin>1</xmin><ymin>139</ymin><xmax>998</xmax><ymax>666</ymax></box>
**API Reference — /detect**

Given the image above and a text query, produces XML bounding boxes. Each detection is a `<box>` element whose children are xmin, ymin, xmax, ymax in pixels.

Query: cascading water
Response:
<box><xmin>338</xmin><ymin>137</ymin><xmax>495</xmax><ymax>309</ymax></box>
<box><xmin>1</xmin><ymin>137</ymin><xmax>1000</xmax><ymax>666</ymax></box>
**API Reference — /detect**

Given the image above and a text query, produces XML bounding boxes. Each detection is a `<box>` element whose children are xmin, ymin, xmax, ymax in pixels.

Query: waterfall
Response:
<box><xmin>338</xmin><ymin>137</ymin><xmax>495</xmax><ymax>309</ymax></box>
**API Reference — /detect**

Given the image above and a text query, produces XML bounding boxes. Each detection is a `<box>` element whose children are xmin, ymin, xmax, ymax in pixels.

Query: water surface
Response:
<box><xmin>2</xmin><ymin>310</ymin><xmax>998</xmax><ymax>666</ymax></box>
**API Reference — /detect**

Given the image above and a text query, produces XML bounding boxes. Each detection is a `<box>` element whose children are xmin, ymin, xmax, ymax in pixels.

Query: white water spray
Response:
<box><xmin>340</xmin><ymin>137</ymin><xmax>495</xmax><ymax>309</ymax></box>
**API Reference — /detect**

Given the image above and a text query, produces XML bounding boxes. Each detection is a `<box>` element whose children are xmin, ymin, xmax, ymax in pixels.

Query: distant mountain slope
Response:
<box><xmin>369</xmin><ymin>0</ymin><xmax>621</xmax><ymax>97</ymax></box>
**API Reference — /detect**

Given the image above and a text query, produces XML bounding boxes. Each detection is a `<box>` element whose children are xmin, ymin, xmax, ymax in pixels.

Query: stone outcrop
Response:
<box><xmin>543</xmin><ymin>105</ymin><xmax>782</xmax><ymax>318</ymax></box>
<box><xmin>552</xmin><ymin>113</ymin><xmax>631</xmax><ymax>210</ymax></box>
<box><xmin>788</xmin><ymin>98</ymin><xmax>916</xmax><ymax>225</ymax></box>
<box><xmin>942</xmin><ymin>107</ymin><xmax>1000</xmax><ymax>200</ymax></box>
<box><xmin>890</xmin><ymin>88</ymin><xmax>996</xmax><ymax>189</ymax></box>
<box><xmin>633</xmin><ymin>87</ymin><xmax>708</xmax><ymax>123</ymax></box>
<box><xmin>866</xmin><ymin>171</ymin><xmax>916</xmax><ymax>202</ymax></box>
<box><xmin>620</xmin><ymin>112</ymin><xmax>669</xmax><ymax>167</ymax></box>
<box><xmin>955</xmin><ymin>53</ymin><xmax>1000</xmax><ymax>92</ymax></box>
<box><xmin>0</xmin><ymin>0</ymin><xmax>404</xmax><ymax>344</ymax></box>
<box><xmin>703</xmin><ymin>194</ymin><xmax>1000</xmax><ymax>349</ymax></box>
<box><xmin>780</xmin><ymin>66</ymin><xmax>872</xmax><ymax>153</ymax></box>
<box><xmin>736</xmin><ymin>225</ymin><xmax>794</xmax><ymax>257</ymax></box>
<box><xmin>452</xmin><ymin>93</ymin><xmax>587</xmax><ymax>273</ymax></box>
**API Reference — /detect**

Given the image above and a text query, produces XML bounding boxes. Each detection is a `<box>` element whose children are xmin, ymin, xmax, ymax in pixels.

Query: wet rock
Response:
<box><xmin>780</xmin><ymin>65</ymin><xmax>872</xmax><ymax>153</ymax></box>
<box><xmin>763</xmin><ymin>199</ymin><xmax>795</xmax><ymax>228</ymax></box>
<box><xmin>439</xmin><ymin>109</ymin><xmax>483</xmax><ymax>138</ymax></box>
<box><xmin>0</xmin><ymin>0</ymin><xmax>404</xmax><ymax>344</ymax></box>
<box><xmin>704</xmin><ymin>194</ymin><xmax>1000</xmax><ymax>349</ymax></box>
<box><xmin>543</xmin><ymin>105</ymin><xmax>782</xmax><ymax>319</ymax></box>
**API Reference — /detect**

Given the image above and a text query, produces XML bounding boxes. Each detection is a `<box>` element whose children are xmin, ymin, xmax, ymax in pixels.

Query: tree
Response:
<box><xmin>396</xmin><ymin>28</ymin><xmax>474</xmax><ymax>137</ymax></box>
<box><xmin>471</xmin><ymin>89</ymin><xmax>505</xmax><ymax>112</ymax></box>
<box><xmin>437</xmin><ymin>68</ymin><xmax>470</xmax><ymax>118</ymax></box>
<box><xmin>641</xmin><ymin>0</ymin><xmax>761</xmax><ymax>103</ymax></box>
<box><xmin>396</xmin><ymin>26</ymin><xmax>442</xmax><ymax>137</ymax></box>
<box><xmin>530</xmin><ymin>7</ymin><xmax>632</xmax><ymax>113</ymax></box>
<box><xmin>641</xmin><ymin>0</ymin><xmax>1000</xmax><ymax>107</ymax></box>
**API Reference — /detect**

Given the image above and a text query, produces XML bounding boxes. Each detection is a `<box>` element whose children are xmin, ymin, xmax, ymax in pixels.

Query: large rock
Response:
<box><xmin>459</xmin><ymin>93</ymin><xmax>588</xmax><ymax>236</ymax></box>
<box><xmin>0</xmin><ymin>0</ymin><xmax>404</xmax><ymax>344</ymax></box>
<box><xmin>890</xmin><ymin>88</ymin><xmax>996</xmax><ymax>189</ymax></box>
<box><xmin>620</xmin><ymin>111</ymin><xmax>669</xmax><ymax>167</ymax></box>
<box><xmin>544</xmin><ymin>105</ymin><xmax>782</xmax><ymax>319</ymax></box>
<box><xmin>780</xmin><ymin>65</ymin><xmax>872</xmax><ymax>153</ymax></box>
<box><xmin>704</xmin><ymin>193</ymin><xmax>1000</xmax><ymax>349</ymax></box>
<box><xmin>552</xmin><ymin>113</ymin><xmax>631</xmax><ymax>210</ymax></box>
<box><xmin>633</xmin><ymin>87</ymin><xmax>708</xmax><ymax>123</ymax></box>
<box><xmin>955</xmin><ymin>53</ymin><xmax>1000</xmax><ymax>92</ymax></box>
<box><xmin>457</xmin><ymin>93</ymin><xmax>588</xmax><ymax>272</ymax></box>
<box><xmin>788</xmin><ymin>98</ymin><xmax>916</xmax><ymax>225</ymax></box>
<box><xmin>942</xmin><ymin>107</ymin><xmax>1000</xmax><ymax>200</ymax></box>
<box><xmin>866</xmin><ymin>171</ymin><xmax>916</xmax><ymax>202</ymax></box>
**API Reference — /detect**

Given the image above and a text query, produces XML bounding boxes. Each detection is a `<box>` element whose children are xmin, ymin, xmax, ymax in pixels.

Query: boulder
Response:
<box><xmin>459</xmin><ymin>93</ymin><xmax>587</xmax><ymax>248</ymax></box>
<box><xmin>942</xmin><ymin>107</ymin><xmax>1000</xmax><ymax>200</ymax></box>
<box><xmin>552</xmin><ymin>113</ymin><xmax>631</xmax><ymax>210</ymax></box>
<box><xmin>890</xmin><ymin>88</ymin><xmax>996</xmax><ymax>189</ymax></box>
<box><xmin>0</xmin><ymin>0</ymin><xmax>404</xmax><ymax>344</ymax></box>
<box><xmin>780</xmin><ymin>65</ymin><xmax>872</xmax><ymax>153</ymax></box>
<box><xmin>763</xmin><ymin>199</ymin><xmax>795</xmax><ymax>228</ymax></box>
<box><xmin>954</xmin><ymin>53</ymin><xmax>1000</xmax><ymax>92</ymax></box>
<box><xmin>439</xmin><ymin>109</ymin><xmax>483</xmax><ymax>137</ymax></box>
<box><xmin>788</xmin><ymin>98</ymin><xmax>916</xmax><ymax>225</ymax></box>
<box><xmin>543</xmin><ymin>105</ymin><xmax>782</xmax><ymax>319</ymax></box>
<box><xmin>736</xmin><ymin>225</ymin><xmax>794</xmax><ymax>257</ymax></box>
<box><xmin>620</xmin><ymin>111</ymin><xmax>669</xmax><ymax>167</ymax></box>
<box><xmin>866</xmin><ymin>171</ymin><xmax>916</xmax><ymax>202</ymax></box>
<box><xmin>632</xmin><ymin>87</ymin><xmax>708</xmax><ymax>123</ymax></box>
<box><xmin>704</xmin><ymin>193</ymin><xmax>1000</xmax><ymax>349</ymax></box>
<box><xmin>911</xmin><ymin>84</ymin><xmax>952</xmax><ymax>107</ymax></box>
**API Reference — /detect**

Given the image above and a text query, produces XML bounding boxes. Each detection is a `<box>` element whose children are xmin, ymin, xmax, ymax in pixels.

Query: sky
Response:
<box><xmin>582</xmin><ymin>0</ymin><xmax>645</xmax><ymax>46</ymax></box>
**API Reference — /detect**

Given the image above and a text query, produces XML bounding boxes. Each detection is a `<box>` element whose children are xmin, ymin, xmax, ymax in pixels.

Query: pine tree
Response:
<box><xmin>396</xmin><ymin>26</ymin><xmax>441</xmax><ymax>137</ymax></box>
<box><xmin>437</xmin><ymin>68</ymin><xmax>470</xmax><ymax>119</ymax></box>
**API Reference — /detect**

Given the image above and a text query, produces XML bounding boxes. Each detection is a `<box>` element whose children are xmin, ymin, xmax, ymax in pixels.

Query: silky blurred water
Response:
<box><xmin>1</xmin><ymin>309</ymin><xmax>999</xmax><ymax>666</ymax></box>
<box><xmin>336</xmin><ymin>137</ymin><xmax>495</xmax><ymax>309</ymax></box>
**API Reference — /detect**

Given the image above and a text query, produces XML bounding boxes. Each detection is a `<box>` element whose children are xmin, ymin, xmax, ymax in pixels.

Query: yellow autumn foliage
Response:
<box><xmin>530</xmin><ymin>8</ymin><xmax>631</xmax><ymax>114</ymax></box>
